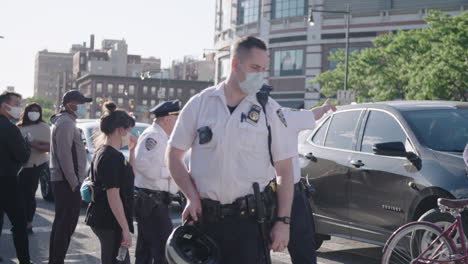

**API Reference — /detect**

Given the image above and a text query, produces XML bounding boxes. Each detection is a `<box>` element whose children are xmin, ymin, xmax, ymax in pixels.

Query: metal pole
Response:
<box><xmin>344</xmin><ymin>4</ymin><xmax>350</xmax><ymax>91</ymax></box>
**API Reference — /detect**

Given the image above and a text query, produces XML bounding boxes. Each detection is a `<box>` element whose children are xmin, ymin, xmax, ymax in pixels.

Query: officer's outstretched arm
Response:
<box><xmin>167</xmin><ymin>146</ymin><xmax>202</xmax><ymax>222</ymax></box>
<box><xmin>270</xmin><ymin>157</ymin><xmax>294</xmax><ymax>252</ymax></box>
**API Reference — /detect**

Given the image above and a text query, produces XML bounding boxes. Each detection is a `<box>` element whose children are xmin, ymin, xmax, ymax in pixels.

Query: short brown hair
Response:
<box><xmin>232</xmin><ymin>36</ymin><xmax>267</xmax><ymax>61</ymax></box>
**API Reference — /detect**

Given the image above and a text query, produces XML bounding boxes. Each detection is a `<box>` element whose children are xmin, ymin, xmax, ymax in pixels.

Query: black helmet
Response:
<box><xmin>166</xmin><ymin>224</ymin><xmax>221</xmax><ymax>264</ymax></box>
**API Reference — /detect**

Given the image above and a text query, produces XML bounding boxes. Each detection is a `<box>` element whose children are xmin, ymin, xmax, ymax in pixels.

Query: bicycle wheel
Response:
<box><xmin>382</xmin><ymin>222</ymin><xmax>457</xmax><ymax>264</ymax></box>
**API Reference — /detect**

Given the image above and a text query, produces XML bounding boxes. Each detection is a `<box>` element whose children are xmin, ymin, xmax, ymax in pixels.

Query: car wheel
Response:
<box><xmin>39</xmin><ymin>165</ymin><xmax>54</xmax><ymax>202</ymax></box>
<box><xmin>418</xmin><ymin>208</ymin><xmax>468</xmax><ymax>247</ymax></box>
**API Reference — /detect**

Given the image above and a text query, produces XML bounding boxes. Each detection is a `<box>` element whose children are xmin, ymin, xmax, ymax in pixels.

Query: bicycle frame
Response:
<box><xmin>411</xmin><ymin>216</ymin><xmax>467</xmax><ymax>264</ymax></box>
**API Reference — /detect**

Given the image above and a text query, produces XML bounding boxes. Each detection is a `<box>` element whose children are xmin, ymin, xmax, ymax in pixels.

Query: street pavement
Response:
<box><xmin>0</xmin><ymin>191</ymin><xmax>382</xmax><ymax>264</ymax></box>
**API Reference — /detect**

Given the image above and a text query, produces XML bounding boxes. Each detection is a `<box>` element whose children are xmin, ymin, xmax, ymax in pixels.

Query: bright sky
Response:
<box><xmin>0</xmin><ymin>0</ymin><xmax>215</xmax><ymax>98</ymax></box>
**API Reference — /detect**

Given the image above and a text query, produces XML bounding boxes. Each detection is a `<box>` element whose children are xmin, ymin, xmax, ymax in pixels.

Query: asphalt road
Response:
<box><xmin>0</xmin><ymin>191</ymin><xmax>382</xmax><ymax>264</ymax></box>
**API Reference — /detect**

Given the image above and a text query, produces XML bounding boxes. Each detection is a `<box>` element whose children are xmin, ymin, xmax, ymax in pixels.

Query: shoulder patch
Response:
<box><xmin>145</xmin><ymin>138</ymin><xmax>157</xmax><ymax>151</ymax></box>
<box><xmin>276</xmin><ymin>108</ymin><xmax>288</xmax><ymax>127</ymax></box>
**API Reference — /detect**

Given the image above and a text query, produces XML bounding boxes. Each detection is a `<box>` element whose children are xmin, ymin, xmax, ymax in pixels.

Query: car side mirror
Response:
<box><xmin>373</xmin><ymin>142</ymin><xmax>408</xmax><ymax>158</ymax></box>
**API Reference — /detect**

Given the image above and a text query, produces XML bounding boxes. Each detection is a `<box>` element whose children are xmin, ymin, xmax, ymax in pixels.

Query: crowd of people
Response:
<box><xmin>1</xmin><ymin>35</ymin><xmax>466</xmax><ymax>264</ymax></box>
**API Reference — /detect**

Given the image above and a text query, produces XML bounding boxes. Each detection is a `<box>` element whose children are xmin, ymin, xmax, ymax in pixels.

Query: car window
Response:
<box><xmin>360</xmin><ymin>110</ymin><xmax>407</xmax><ymax>153</ymax></box>
<box><xmin>403</xmin><ymin>109</ymin><xmax>468</xmax><ymax>152</ymax></box>
<box><xmin>324</xmin><ymin>110</ymin><xmax>361</xmax><ymax>150</ymax></box>
<box><xmin>312</xmin><ymin>117</ymin><xmax>330</xmax><ymax>146</ymax></box>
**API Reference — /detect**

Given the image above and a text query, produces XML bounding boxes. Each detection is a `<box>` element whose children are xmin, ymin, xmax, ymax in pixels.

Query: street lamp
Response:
<box><xmin>309</xmin><ymin>4</ymin><xmax>351</xmax><ymax>91</ymax></box>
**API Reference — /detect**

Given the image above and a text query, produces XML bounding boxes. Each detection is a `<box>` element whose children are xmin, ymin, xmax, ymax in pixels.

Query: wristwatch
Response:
<box><xmin>275</xmin><ymin>216</ymin><xmax>291</xmax><ymax>224</ymax></box>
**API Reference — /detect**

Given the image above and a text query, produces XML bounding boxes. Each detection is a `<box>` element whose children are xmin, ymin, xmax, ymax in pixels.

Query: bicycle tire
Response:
<box><xmin>382</xmin><ymin>222</ymin><xmax>457</xmax><ymax>264</ymax></box>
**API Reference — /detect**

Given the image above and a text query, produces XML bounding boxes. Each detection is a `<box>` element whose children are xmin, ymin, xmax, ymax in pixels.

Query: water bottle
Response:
<box><xmin>116</xmin><ymin>246</ymin><xmax>128</xmax><ymax>262</ymax></box>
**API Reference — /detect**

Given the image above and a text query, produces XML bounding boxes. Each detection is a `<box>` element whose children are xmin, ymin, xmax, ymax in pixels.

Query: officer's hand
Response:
<box><xmin>270</xmin><ymin>222</ymin><xmax>290</xmax><ymax>252</ymax></box>
<box><xmin>323</xmin><ymin>99</ymin><xmax>337</xmax><ymax>113</ymax></box>
<box><xmin>121</xmin><ymin>230</ymin><xmax>132</xmax><ymax>248</ymax></box>
<box><xmin>129</xmin><ymin>135</ymin><xmax>137</xmax><ymax>151</ymax></box>
<box><xmin>182</xmin><ymin>198</ymin><xmax>202</xmax><ymax>224</ymax></box>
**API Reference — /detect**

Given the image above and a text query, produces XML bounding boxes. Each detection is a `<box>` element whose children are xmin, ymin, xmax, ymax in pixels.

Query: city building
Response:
<box><xmin>75</xmin><ymin>74</ymin><xmax>212</xmax><ymax>122</ymax></box>
<box><xmin>170</xmin><ymin>54</ymin><xmax>215</xmax><ymax>82</ymax></box>
<box><xmin>73</xmin><ymin>39</ymin><xmax>161</xmax><ymax>80</ymax></box>
<box><xmin>34</xmin><ymin>50</ymin><xmax>74</xmax><ymax>100</ymax></box>
<box><xmin>213</xmin><ymin>0</ymin><xmax>467</xmax><ymax>108</ymax></box>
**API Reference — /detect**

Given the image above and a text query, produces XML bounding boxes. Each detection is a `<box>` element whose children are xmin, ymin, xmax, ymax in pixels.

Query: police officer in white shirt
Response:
<box><xmin>279</xmin><ymin>99</ymin><xmax>336</xmax><ymax>264</ymax></box>
<box><xmin>167</xmin><ymin>36</ymin><xmax>296</xmax><ymax>264</ymax></box>
<box><xmin>134</xmin><ymin>100</ymin><xmax>180</xmax><ymax>264</ymax></box>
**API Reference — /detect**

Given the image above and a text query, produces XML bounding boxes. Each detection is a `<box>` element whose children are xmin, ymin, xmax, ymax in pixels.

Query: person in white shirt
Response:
<box><xmin>167</xmin><ymin>36</ymin><xmax>295</xmax><ymax>264</ymax></box>
<box><xmin>278</xmin><ymin>100</ymin><xmax>336</xmax><ymax>264</ymax></box>
<box><xmin>17</xmin><ymin>102</ymin><xmax>51</xmax><ymax>234</ymax></box>
<box><xmin>133</xmin><ymin>100</ymin><xmax>180</xmax><ymax>264</ymax></box>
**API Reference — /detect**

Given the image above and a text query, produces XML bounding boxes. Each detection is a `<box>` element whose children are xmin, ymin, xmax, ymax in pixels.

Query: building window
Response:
<box><xmin>129</xmin><ymin>85</ymin><xmax>135</xmax><ymax>95</ymax></box>
<box><xmin>143</xmin><ymin>86</ymin><xmax>148</xmax><ymax>94</ymax></box>
<box><xmin>273</xmin><ymin>49</ymin><xmax>304</xmax><ymax>76</ymax></box>
<box><xmin>118</xmin><ymin>98</ymin><xmax>123</xmax><ymax>105</ymax></box>
<box><xmin>177</xmin><ymin>88</ymin><xmax>183</xmax><ymax>97</ymax></box>
<box><xmin>107</xmin><ymin>83</ymin><xmax>114</xmax><ymax>93</ymax></box>
<box><xmin>150</xmin><ymin>99</ymin><xmax>156</xmax><ymax>106</ymax></box>
<box><xmin>142</xmin><ymin>99</ymin><xmax>148</xmax><ymax>106</ymax></box>
<box><xmin>96</xmin><ymin>83</ymin><xmax>103</xmax><ymax>93</ymax></box>
<box><xmin>118</xmin><ymin>84</ymin><xmax>125</xmax><ymax>94</ymax></box>
<box><xmin>219</xmin><ymin>57</ymin><xmax>230</xmax><ymax>82</ymax></box>
<box><xmin>216</xmin><ymin>0</ymin><xmax>232</xmax><ymax>31</ymax></box>
<box><xmin>273</xmin><ymin>0</ymin><xmax>306</xmax><ymax>19</ymax></box>
<box><xmin>151</xmin><ymin>86</ymin><xmax>157</xmax><ymax>95</ymax></box>
<box><xmin>169</xmin><ymin>88</ymin><xmax>175</xmax><ymax>97</ymax></box>
<box><xmin>158</xmin><ymin>87</ymin><xmax>166</xmax><ymax>98</ymax></box>
<box><xmin>237</xmin><ymin>0</ymin><xmax>259</xmax><ymax>25</ymax></box>
<box><xmin>190</xmin><ymin>89</ymin><xmax>196</xmax><ymax>96</ymax></box>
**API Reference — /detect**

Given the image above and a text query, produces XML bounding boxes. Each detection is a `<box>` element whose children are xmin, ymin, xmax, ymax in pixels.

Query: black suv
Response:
<box><xmin>298</xmin><ymin>101</ymin><xmax>468</xmax><ymax>248</ymax></box>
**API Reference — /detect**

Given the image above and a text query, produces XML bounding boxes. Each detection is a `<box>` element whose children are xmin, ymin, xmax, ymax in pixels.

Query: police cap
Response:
<box><xmin>151</xmin><ymin>100</ymin><xmax>181</xmax><ymax>118</ymax></box>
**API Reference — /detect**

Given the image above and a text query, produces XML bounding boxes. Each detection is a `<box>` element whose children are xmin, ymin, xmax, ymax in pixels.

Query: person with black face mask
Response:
<box><xmin>0</xmin><ymin>91</ymin><xmax>33</xmax><ymax>264</ymax></box>
<box><xmin>48</xmin><ymin>90</ymin><xmax>91</xmax><ymax>264</ymax></box>
<box><xmin>17</xmin><ymin>102</ymin><xmax>51</xmax><ymax>234</ymax></box>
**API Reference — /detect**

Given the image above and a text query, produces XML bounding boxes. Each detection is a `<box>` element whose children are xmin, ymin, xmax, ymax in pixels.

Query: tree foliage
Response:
<box><xmin>313</xmin><ymin>10</ymin><xmax>468</xmax><ymax>102</ymax></box>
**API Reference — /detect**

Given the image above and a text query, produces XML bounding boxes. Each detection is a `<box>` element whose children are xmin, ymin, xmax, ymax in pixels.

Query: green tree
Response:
<box><xmin>313</xmin><ymin>10</ymin><xmax>468</xmax><ymax>102</ymax></box>
<box><xmin>23</xmin><ymin>96</ymin><xmax>56</xmax><ymax>123</ymax></box>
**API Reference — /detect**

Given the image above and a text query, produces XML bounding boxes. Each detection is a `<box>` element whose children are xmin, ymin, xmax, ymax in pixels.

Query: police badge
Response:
<box><xmin>145</xmin><ymin>138</ymin><xmax>157</xmax><ymax>151</ymax></box>
<box><xmin>276</xmin><ymin>108</ymin><xmax>287</xmax><ymax>127</ymax></box>
<box><xmin>246</xmin><ymin>105</ymin><xmax>261</xmax><ymax>125</ymax></box>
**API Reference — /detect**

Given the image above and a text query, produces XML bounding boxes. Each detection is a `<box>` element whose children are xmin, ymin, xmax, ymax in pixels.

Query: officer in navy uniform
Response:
<box><xmin>278</xmin><ymin>99</ymin><xmax>336</xmax><ymax>264</ymax></box>
<box><xmin>134</xmin><ymin>100</ymin><xmax>180</xmax><ymax>264</ymax></box>
<box><xmin>167</xmin><ymin>36</ymin><xmax>296</xmax><ymax>264</ymax></box>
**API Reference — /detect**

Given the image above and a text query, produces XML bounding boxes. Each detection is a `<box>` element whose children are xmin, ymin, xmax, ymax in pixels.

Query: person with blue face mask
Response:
<box><xmin>167</xmin><ymin>36</ymin><xmax>295</xmax><ymax>263</ymax></box>
<box><xmin>48</xmin><ymin>90</ymin><xmax>92</xmax><ymax>264</ymax></box>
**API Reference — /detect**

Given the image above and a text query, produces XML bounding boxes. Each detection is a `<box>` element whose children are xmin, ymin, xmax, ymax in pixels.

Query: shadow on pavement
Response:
<box><xmin>317</xmin><ymin>246</ymin><xmax>382</xmax><ymax>263</ymax></box>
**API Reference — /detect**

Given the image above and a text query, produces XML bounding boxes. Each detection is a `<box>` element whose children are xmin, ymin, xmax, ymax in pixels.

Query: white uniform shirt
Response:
<box><xmin>280</xmin><ymin>108</ymin><xmax>316</xmax><ymax>183</ymax></box>
<box><xmin>168</xmin><ymin>82</ymin><xmax>295</xmax><ymax>204</ymax></box>
<box><xmin>134</xmin><ymin>122</ymin><xmax>179</xmax><ymax>194</ymax></box>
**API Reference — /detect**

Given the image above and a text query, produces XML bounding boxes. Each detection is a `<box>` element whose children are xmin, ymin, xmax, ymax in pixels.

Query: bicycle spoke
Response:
<box><xmin>382</xmin><ymin>223</ymin><xmax>456</xmax><ymax>264</ymax></box>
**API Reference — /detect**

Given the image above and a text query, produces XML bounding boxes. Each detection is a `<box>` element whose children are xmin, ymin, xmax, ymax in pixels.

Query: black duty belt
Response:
<box><xmin>135</xmin><ymin>187</ymin><xmax>171</xmax><ymax>205</ymax></box>
<box><xmin>201</xmin><ymin>184</ymin><xmax>276</xmax><ymax>223</ymax></box>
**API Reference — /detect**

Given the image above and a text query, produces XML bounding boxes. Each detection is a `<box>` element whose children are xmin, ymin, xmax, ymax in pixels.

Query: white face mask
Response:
<box><xmin>239</xmin><ymin>72</ymin><xmax>264</xmax><ymax>95</ymax></box>
<box><xmin>28</xmin><ymin>112</ymin><xmax>40</xmax><ymax>122</ymax></box>
<box><xmin>121</xmin><ymin>133</ymin><xmax>130</xmax><ymax>149</ymax></box>
<box><xmin>6</xmin><ymin>104</ymin><xmax>22</xmax><ymax>119</ymax></box>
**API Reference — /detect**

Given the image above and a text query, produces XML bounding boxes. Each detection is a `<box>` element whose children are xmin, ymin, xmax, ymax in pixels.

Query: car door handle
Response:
<box><xmin>304</xmin><ymin>152</ymin><xmax>317</xmax><ymax>162</ymax></box>
<box><xmin>350</xmin><ymin>160</ymin><xmax>365</xmax><ymax>168</ymax></box>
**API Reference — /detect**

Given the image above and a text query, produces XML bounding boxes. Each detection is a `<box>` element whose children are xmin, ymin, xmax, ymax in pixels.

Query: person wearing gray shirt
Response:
<box><xmin>48</xmin><ymin>90</ymin><xmax>91</xmax><ymax>264</ymax></box>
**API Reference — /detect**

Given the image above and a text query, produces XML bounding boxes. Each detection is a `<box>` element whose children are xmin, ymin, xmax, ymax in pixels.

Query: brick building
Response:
<box><xmin>75</xmin><ymin>74</ymin><xmax>213</xmax><ymax>122</ymax></box>
<box><xmin>213</xmin><ymin>0</ymin><xmax>467</xmax><ymax>108</ymax></box>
